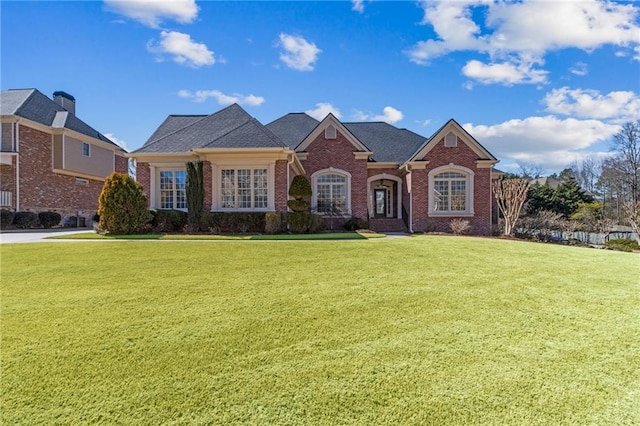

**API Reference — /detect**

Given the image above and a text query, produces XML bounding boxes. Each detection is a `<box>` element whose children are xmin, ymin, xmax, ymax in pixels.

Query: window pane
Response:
<box><xmin>221</xmin><ymin>169</ymin><xmax>235</xmax><ymax>208</ymax></box>
<box><xmin>434</xmin><ymin>180</ymin><xmax>449</xmax><ymax>211</ymax></box>
<box><xmin>175</xmin><ymin>171</ymin><xmax>187</xmax><ymax>209</ymax></box>
<box><xmin>254</xmin><ymin>169</ymin><xmax>268</xmax><ymax>208</ymax></box>
<box><xmin>450</xmin><ymin>180</ymin><xmax>466</xmax><ymax>211</ymax></box>
<box><xmin>237</xmin><ymin>169</ymin><xmax>251</xmax><ymax>208</ymax></box>
<box><xmin>316</xmin><ymin>174</ymin><xmax>347</xmax><ymax>214</ymax></box>
<box><xmin>160</xmin><ymin>171</ymin><xmax>174</xmax><ymax>209</ymax></box>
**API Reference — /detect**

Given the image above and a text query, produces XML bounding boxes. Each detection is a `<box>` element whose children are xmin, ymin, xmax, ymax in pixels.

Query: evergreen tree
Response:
<box><xmin>98</xmin><ymin>173</ymin><xmax>150</xmax><ymax>234</ymax></box>
<box><xmin>186</xmin><ymin>161</ymin><xmax>204</xmax><ymax>231</ymax></box>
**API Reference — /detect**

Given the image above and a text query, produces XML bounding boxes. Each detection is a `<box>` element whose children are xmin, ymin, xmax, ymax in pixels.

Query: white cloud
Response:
<box><xmin>178</xmin><ymin>89</ymin><xmax>264</xmax><ymax>106</ymax></box>
<box><xmin>543</xmin><ymin>87</ymin><xmax>640</xmax><ymax>121</ymax></box>
<box><xmin>104</xmin><ymin>133</ymin><xmax>128</xmax><ymax>150</ymax></box>
<box><xmin>463</xmin><ymin>116</ymin><xmax>620</xmax><ymax>168</ymax></box>
<box><xmin>148</xmin><ymin>31</ymin><xmax>214</xmax><ymax>67</ymax></box>
<box><xmin>104</xmin><ymin>0</ymin><xmax>199</xmax><ymax>28</ymax></box>
<box><xmin>352</xmin><ymin>0</ymin><xmax>364</xmax><ymax>13</ymax></box>
<box><xmin>569</xmin><ymin>62</ymin><xmax>588</xmax><ymax>76</ymax></box>
<box><xmin>305</xmin><ymin>103</ymin><xmax>342</xmax><ymax>120</ymax></box>
<box><xmin>353</xmin><ymin>106</ymin><xmax>404</xmax><ymax>124</ymax></box>
<box><xmin>462</xmin><ymin>59</ymin><xmax>547</xmax><ymax>85</ymax></box>
<box><xmin>278</xmin><ymin>33</ymin><xmax>321</xmax><ymax>71</ymax></box>
<box><xmin>407</xmin><ymin>0</ymin><xmax>640</xmax><ymax>85</ymax></box>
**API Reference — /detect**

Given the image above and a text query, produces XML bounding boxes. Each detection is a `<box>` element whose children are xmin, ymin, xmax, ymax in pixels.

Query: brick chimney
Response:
<box><xmin>53</xmin><ymin>91</ymin><xmax>76</xmax><ymax>115</ymax></box>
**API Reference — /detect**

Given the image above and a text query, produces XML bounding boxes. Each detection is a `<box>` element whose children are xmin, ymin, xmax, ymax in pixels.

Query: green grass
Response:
<box><xmin>1</xmin><ymin>236</ymin><xmax>638</xmax><ymax>425</ymax></box>
<box><xmin>47</xmin><ymin>231</ymin><xmax>385</xmax><ymax>240</ymax></box>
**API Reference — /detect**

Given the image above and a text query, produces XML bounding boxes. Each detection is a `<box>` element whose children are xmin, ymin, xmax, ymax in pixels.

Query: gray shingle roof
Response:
<box><xmin>135</xmin><ymin>104</ymin><xmax>285</xmax><ymax>153</ymax></box>
<box><xmin>266</xmin><ymin>113</ymin><xmax>428</xmax><ymax>163</ymax></box>
<box><xmin>0</xmin><ymin>88</ymin><xmax>123</xmax><ymax>150</ymax></box>
<box><xmin>265</xmin><ymin>113</ymin><xmax>319</xmax><ymax>149</ymax></box>
<box><xmin>343</xmin><ymin>122</ymin><xmax>427</xmax><ymax>163</ymax></box>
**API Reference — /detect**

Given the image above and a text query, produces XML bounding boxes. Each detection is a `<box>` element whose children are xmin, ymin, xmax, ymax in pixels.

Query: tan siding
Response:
<box><xmin>63</xmin><ymin>136</ymin><xmax>113</xmax><ymax>178</ymax></box>
<box><xmin>53</xmin><ymin>135</ymin><xmax>63</xmax><ymax>169</ymax></box>
<box><xmin>1</xmin><ymin>123</ymin><xmax>13</xmax><ymax>151</ymax></box>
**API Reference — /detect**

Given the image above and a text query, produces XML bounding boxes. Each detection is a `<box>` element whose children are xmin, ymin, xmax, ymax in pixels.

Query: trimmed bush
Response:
<box><xmin>344</xmin><ymin>217</ymin><xmax>369</xmax><ymax>231</ymax></box>
<box><xmin>1</xmin><ymin>209</ymin><xmax>15</xmax><ymax>228</ymax></box>
<box><xmin>604</xmin><ymin>238</ymin><xmax>639</xmax><ymax>252</ymax></box>
<box><xmin>265</xmin><ymin>212</ymin><xmax>282</xmax><ymax>234</ymax></box>
<box><xmin>151</xmin><ymin>209</ymin><xmax>188</xmax><ymax>233</ymax></box>
<box><xmin>38</xmin><ymin>211</ymin><xmax>62</xmax><ymax>229</ymax></box>
<box><xmin>14</xmin><ymin>211</ymin><xmax>38</xmax><ymax>229</ymax></box>
<box><xmin>98</xmin><ymin>173</ymin><xmax>151</xmax><ymax>234</ymax></box>
<box><xmin>186</xmin><ymin>161</ymin><xmax>204</xmax><ymax>232</ymax></box>
<box><xmin>288</xmin><ymin>175</ymin><xmax>312</xmax><ymax>212</ymax></box>
<box><xmin>204</xmin><ymin>212</ymin><xmax>266</xmax><ymax>234</ymax></box>
<box><xmin>287</xmin><ymin>212</ymin><xmax>324</xmax><ymax>234</ymax></box>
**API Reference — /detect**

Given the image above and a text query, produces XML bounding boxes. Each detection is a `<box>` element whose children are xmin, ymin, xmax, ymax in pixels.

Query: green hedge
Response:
<box><xmin>604</xmin><ymin>238</ymin><xmax>639</xmax><ymax>252</ymax></box>
<box><xmin>344</xmin><ymin>216</ymin><xmax>369</xmax><ymax>231</ymax></box>
<box><xmin>286</xmin><ymin>212</ymin><xmax>324</xmax><ymax>234</ymax></box>
<box><xmin>0</xmin><ymin>209</ymin><xmax>14</xmax><ymax>228</ymax></box>
<box><xmin>38</xmin><ymin>211</ymin><xmax>62</xmax><ymax>229</ymax></box>
<box><xmin>265</xmin><ymin>212</ymin><xmax>282</xmax><ymax>234</ymax></box>
<box><xmin>14</xmin><ymin>211</ymin><xmax>38</xmax><ymax>229</ymax></box>
<box><xmin>204</xmin><ymin>212</ymin><xmax>266</xmax><ymax>234</ymax></box>
<box><xmin>149</xmin><ymin>209</ymin><xmax>188</xmax><ymax>233</ymax></box>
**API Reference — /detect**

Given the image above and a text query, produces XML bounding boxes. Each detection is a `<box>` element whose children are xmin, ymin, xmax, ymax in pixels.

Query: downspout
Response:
<box><xmin>404</xmin><ymin>164</ymin><xmax>413</xmax><ymax>233</ymax></box>
<box><xmin>15</xmin><ymin>120</ymin><xmax>20</xmax><ymax>211</ymax></box>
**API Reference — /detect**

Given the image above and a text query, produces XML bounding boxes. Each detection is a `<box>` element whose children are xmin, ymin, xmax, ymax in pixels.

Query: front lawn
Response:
<box><xmin>47</xmin><ymin>231</ymin><xmax>385</xmax><ymax>240</ymax></box>
<box><xmin>1</xmin><ymin>236</ymin><xmax>638</xmax><ymax>424</ymax></box>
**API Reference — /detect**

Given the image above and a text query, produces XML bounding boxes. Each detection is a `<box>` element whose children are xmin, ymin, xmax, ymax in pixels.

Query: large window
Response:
<box><xmin>312</xmin><ymin>169</ymin><xmax>351</xmax><ymax>215</ymax></box>
<box><xmin>428</xmin><ymin>166</ymin><xmax>474</xmax><ymax>216</ymax></box>
<box><xmin>221</xmin><ymin>168</ymin><xmax>268</xmax><ymax>209</ymax></box>
<box><xmin>159</xmin><ymin>170</ymin><xmax>186</xmax><ymax>209</ymax></box>
<box><xmin>434</xmin><ymin>172</ymin><xmax>467</xmax><ymax>212</ymax></box>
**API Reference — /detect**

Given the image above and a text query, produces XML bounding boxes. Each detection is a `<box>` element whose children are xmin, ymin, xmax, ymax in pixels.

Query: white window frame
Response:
<box><xmin>219</xmin><ymin>167</ymin><xmax>269</xmax><ymax>211</ymax></box>
<box><xmin>428</xmin><ymin>164</ymin><xmax>474</xmax><ymax>216</ymax></box>
<box><xmin>158</xmin><ymin>169</ymin><xmax>187</xmax><ymax>210</ymax></box>
<box><xmin>311</xmin><ymin>168</ymin><xmax>351</xmax><ymax>216</ymax></box>
<box><xmin>82</xmin><ymin>142</ymin><xmax>90</xmax><ymax>157</ymax></box>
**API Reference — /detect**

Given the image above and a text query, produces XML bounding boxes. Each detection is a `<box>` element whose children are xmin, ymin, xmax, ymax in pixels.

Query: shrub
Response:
<box><xmin>287</xmin><ymin>212</ymin><xmax>324</xmax><ymax>234</ymax></box>
<box><xmin>450</xmin><ymin>218</ymin><xmax>471</xmax><ymax>235</ymax></box>
<box><xmin>288</xmin><ymin>175</ymin><xmax>312</xmax><ymax>212</ymax></box>
<box><xmin>151</xmin><ymin>209</ymin><xmax>188</xmax><ymax>233</ymax></box>
<box><xmin>98</xmin><ymin>173</ymin><xmax>151</xmax><ymax>234</ymax></box>
<box><xmin>204</xmin><ymin>212</ymin><xmax>266</xmax><ymax>234</ymax></box>
<box><xmin>186</xmin><ymin>161</ymin><xmax>204</xmax><ymax>232</ymax></box>
<box><xmin>604</xmin><ymin>238</ymin><xmax>639</xmax><ymax>252</ymax></box>
<box><xmin>14</xmin><ymin>211</ymin><xmax>38</xmax><ymax>229</ymax></box>
<box><xmin>344</xmin><ymin>217</ymin><xmax>369</xmax><ymax>231</ymax></box>
<box><xmin>265</xmin><ymin>212</ymin><xmax>282</xmax><ymax>234</ymax></box>
<box><xmin>1</xmin><ymin>209</ymin><xmax>14</xmax><ymax>228</ymax></box>
<box><xmin>38</xmin><ymin>211</ymin><xmax>62</xmax><ymax>229</ymax></box>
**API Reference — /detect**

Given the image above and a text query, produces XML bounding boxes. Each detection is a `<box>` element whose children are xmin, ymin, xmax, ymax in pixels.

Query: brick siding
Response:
<box><xmin>301</xmin><ymin>130</ymin><xmax>369</xmax><ymax>220</ymax></box>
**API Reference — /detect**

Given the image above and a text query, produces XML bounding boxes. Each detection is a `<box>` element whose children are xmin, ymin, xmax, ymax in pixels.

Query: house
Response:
<box><xmin>0</xmin><ymin>89</ymin><xmax>128</xmax><ymax>224</ymax></box>
<box><xmin>131</xmin><ymin>104</ymin><xmax>500</xmax><ymax>234</ymax></box>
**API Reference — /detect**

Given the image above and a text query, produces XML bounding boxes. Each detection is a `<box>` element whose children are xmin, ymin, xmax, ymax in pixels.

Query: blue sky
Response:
<box><xmin>2</xmin><ymin>0</ymin><xmax>639</xmax><ymax>173</ymax></box>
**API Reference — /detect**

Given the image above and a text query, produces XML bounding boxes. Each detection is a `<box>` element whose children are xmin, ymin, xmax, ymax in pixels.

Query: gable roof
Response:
<box><xmin>343</xmin><ymin>122</ymin><xmax>427</xmax><ymax>163</ymax></box>
<box><xmin>265</xmin><ymin>113</ymin><xmax>319</xmax><ymax>149</ymax></box>
<box><xmin>0</xmin><ymin>88</ymin><xmax>123</xmax><ymax>150</ymax></box>
<box><xmin>134</xmin><ymin>103</ymin><xmax>285</xmax><ymax>154</ymax></box>
<box><xmin>406</xmin><ymin>119</ymin><xmax>497</xmax><ymax>164</ymax></box>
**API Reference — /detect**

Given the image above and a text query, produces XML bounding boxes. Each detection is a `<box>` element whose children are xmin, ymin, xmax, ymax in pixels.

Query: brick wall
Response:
<box><xmin>413</xmin><ymin>135</ymin><xmax>493</xmax><ymax>235</ymax></box>
<box><xmin>136</xmin><ymin>162</ymin><xmax>151</xmax><ymax>207</ymax></box>
<box><xmin>301</xmin><ymin>130</ymin><xmax>369</xmax><ymax>220</ymax></box>
<box><xmin>274</xmin><ymin>159</ymin><xmax>288</xmax><ymax>213</ymax></box>
<box><xmin>14</xmin><ymin>124</ymin><xmax>129</xmax><ymax>222</ymax></box>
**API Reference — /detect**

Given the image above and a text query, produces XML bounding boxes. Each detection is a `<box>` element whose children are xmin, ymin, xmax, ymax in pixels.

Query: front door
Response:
<box><xmin>374</xmin><ymin>188</ymin><xmax>387</xmax><ymax>218</ymax></box>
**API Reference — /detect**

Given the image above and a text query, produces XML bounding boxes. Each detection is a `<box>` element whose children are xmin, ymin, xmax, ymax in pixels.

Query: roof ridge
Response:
<box><xmin>144</xmin><ymin>104</ymin><xmax>245</xmax><ymax>148</ymax></box>
<box><xmin>251</xmin><ymin>117</ymin><xmax>286</xmax><ymax>147</ymax></box>
<box><xmin>12</xmin><ymin>89</ymin><xmax>38</xmax><ymax>117</ymax></box>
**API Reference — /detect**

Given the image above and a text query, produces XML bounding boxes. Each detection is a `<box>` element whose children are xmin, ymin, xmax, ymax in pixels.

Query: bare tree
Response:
<box><xmin>611</xmin><ymin>120</ymin><xmax>640</xmax><ymax>204</ymax></box>
<box><xmin>623</xmin><ymin>201</ymin><xmax>640</xmax><ymax>244</ymax></box>
<box><xmin>570</xmin><ymin>156</ymin><xmax>602</xmax><ymax>195</ymax></box>
<box><xmin>493</xmin><ymin>178</ymin><xmax>530</xmax><ymax>236</ymax></box>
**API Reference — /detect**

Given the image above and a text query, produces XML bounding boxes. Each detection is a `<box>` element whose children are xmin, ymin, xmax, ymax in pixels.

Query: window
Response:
<box><xmin>434</xmin><ymin>172</ymin><xmax>466</xmax><ymax>212</ymax></box>
<box><xmin>159</xmin><ymin>170</ymin><xmax>186</xmax><ymax>209</ymax></box>
<box><xmin>82</xmin><ymin>142</ymin><xmax>90</xmax><ymax>156</ymax></box>
<box><xmin>221</xmin><ymin>168</ymin><xmax>268</xmax><ymax>209</ymax></box>
<box><xmin>428</xmin><ymin>165</ymin><xmax>474</xmax><ymax>216</ymax></box>
<box><xmin>75</xmin><ymin>177</ymin><xmax>89</xmax><ymax>185</ymax></box>
<box><xmin>444</xmin><ymin>132</ymin><xmax>457</xmax><ymax>148</ymax></box>
<box><xmin>312</xmin><ymin>169</ymin><xmax>351</xmax><ymax>215</ymax></box>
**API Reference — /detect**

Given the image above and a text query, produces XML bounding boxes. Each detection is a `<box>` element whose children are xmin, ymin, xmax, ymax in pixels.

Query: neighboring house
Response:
<box><xmin>131</xmin><ymin>104</ymin><xmax>501</xmax><ymax>234</ymax></box>
<box><xmin>530</xmin><ymin>176</ymin><xmax>562</xmax><ymax>189</ymax></box>
<box><xmin>0</xmin><ymin>89</ymin><xmax>128</xmax><ymax>224</ymax></box>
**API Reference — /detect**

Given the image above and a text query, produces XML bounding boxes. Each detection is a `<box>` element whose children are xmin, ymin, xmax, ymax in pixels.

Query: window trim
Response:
<box><xmin>219</xmin><ymin>167</ymin><xmax>270</xmax><ymax>211</ymax></box>
<box><xmin>82</xmin><ymin>142</ymin><xmax>90</xmax><ymax>157</ymax></box>
<box><xmin>158</xmin><ymin>168</ymin><xmax>187</xmax><ymax>211</ymax></box>
<box><xmin>428</xmin><ymin>164</ymin><xmax>474</xmax><ymax>216</ymax></box>
<box><xmin>311</xmin><ymin>168</ymin><xmax>351</xmax><ymax>216</ymax></box>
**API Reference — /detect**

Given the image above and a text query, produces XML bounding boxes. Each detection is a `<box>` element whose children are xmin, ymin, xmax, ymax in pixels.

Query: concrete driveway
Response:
<box><xmin>0</xmin><ymin>229</ymin><xmax>92</xmax><ymax>244</ymax></box>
